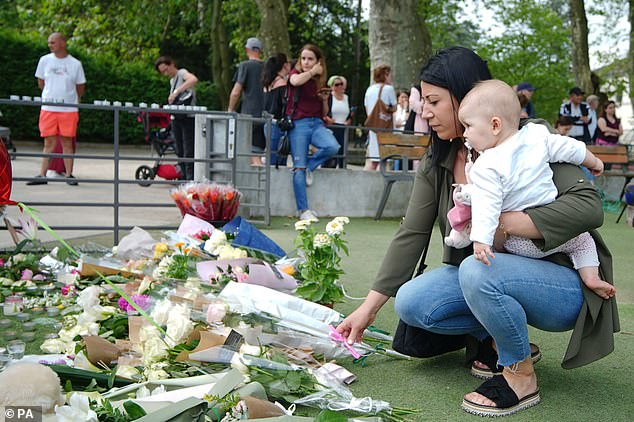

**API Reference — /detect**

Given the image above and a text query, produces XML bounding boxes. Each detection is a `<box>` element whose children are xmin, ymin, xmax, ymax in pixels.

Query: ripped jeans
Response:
<box><xmin>289</xmin><ymin>117</ymin><xmax>339</xmax><ymax>211</ymax></box>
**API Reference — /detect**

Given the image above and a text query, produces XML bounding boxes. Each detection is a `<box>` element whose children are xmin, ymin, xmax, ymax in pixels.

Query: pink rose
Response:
<box><xmin>20</xmin><ymin>269</ymin><xmax>33</xmax><ymax>280</ymax></box>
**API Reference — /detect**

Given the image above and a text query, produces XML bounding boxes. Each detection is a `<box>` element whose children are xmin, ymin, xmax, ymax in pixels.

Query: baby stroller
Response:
<box><xmin>134</xmin><ymin>112</ymin><xmax>181</xmax><ymax>186</ymax></box>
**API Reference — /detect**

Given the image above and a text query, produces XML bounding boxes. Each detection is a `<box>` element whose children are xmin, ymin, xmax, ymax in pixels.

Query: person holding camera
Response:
<box><xmin>285</xmin><ymin>44</ymin><xmax>339</xmax><ymax>221</ymax></box>
<box><xmin>155</xmin><ymin>56</ymin><xmax>199</xmax><ymax>180</ymax></box>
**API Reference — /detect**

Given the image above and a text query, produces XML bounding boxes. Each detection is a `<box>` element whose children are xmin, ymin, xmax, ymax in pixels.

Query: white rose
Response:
<box><xmin>325</xmin><ymin>220</ymin><xmax>344</xmax><ymax>236</ymax></box>
<box><xmin>239</xmin><ymin>344</ymin><xmax>262</xmax><ymax>357</ymax></box>
<box><xmin>77</xmin><ymin>286</ymin><xmax>102</xmax><ymax>311</ymax></box>
<box><xmin>145</xmin><ymin>363</ymin><xmax>169</xmax><ymax>381</ymax></box>
<box><xmin>55</xmin><ymin>393</ymin><xmax>98</xmax><ymax>422</ymax></box>
<box><xmin>40</xmin><ymin>338</ymin><xmax>69</xmax><ymax>354</ymax></box>
<box><xmin>203</xmin><ymin>230</ymin><xmax>228</xmax><ymax>254</ymax></box>
<box><xmin>142</xmin><ymin>336</ymin><xmax>168</xmax><ymax>364</ymax></box>
<box><xmin>216</xmin><ymin>245</ymin><xmax>247</xmax><ymax>260</ymax></box>
<box><xmin>116</xmin><ymin>365</ymin><xmax>141</xmax><ymax>380</ymax></box>
<box><xmin>150</xmin><ymin>299</ymin><xmax>173</xmax><ymax>326</ymax></box>
<box><xmin>230</xmin><ymin>353</ymin><xmax>249</xmax><ymax>375</ymax></box>
<box><xmin>137</xmin><ymin>277</ymin><xmax>152</xmax><ymax>295</ymax></box>
<box><xmin>165</xmin><ymin>310</ymin><xmax>194</xmax><ymax>347</ymax></box>
<box><xmin>313</xmin><ymin>233</ymin><xmax>331</xmax><ymax>248</ymax></box>
<box><xmin>333</xmin><ymin>216</ymin><xmax>350</xmax><ymax>225</ymax></box>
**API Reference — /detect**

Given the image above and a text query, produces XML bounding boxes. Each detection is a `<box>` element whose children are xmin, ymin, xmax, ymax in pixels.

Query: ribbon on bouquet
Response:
<box><xmin>328</xmin><ymin>325</ymin><xmax>361</xmax><ymax>359</ymax></box>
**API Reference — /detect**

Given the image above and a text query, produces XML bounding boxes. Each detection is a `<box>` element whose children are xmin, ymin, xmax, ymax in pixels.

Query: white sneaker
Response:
<box><xmin>305</xmin><ymin>169</ymin><xmax>313</xmax><ymax>187</ymax></box>
<box><xmin>299</xmin><ymin>209</ymin><xmax>319</xmax><ymax>222</ymax></box>
<box><xmin>46</xmin><ymin>170</ymin><xmax>64</xmax><ymax>178</ymax></box>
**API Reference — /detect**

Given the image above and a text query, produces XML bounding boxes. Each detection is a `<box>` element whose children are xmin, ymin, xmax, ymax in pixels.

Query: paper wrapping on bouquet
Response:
<box><xmin>196</xmin><ymin>258</ymin><xmax>298</xmax><ymax>292</ymax></box>
<box><xmin>222</xmin><ymin>216</ymin><xmax>286</xmax><ymax>258</ymax></box>
<box><xmin>177</xmin><ymin>214</ymin><xmax>217</xmax><ymax>237</ymax></box>
<box><xmin>132</xmin><ymin>369</ymin><xmax>245</xmax><ymax>420</ymax></box>
<box><xmin>218</xmin><ymin>282</ymin><xmax>341</xmax><ymax>338</ymax></box>
<box><xmin>79</xmin><ymin>255</ymin><xmax>143</xmax><ymax>278</ymax></box>
<box><xmin>171</xmin><ymin>182</ymin><xmax>242</xmax><ymax>223</ymax></box>
<box><xmin>0</xmin><ymin>138</ymin><xmax>17</xmax><ymax>206</ymax></box>
<box><xmin>116</xmin><ymin>226</ymin><xmax>157</xmax><ymax>260</ymax></box>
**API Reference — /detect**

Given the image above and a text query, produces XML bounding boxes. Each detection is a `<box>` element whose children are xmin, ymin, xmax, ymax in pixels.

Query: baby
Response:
<box><xmin>452</xmin><ymin>79</ymin><xmax>615</xmax><ymax>299</ymax></box>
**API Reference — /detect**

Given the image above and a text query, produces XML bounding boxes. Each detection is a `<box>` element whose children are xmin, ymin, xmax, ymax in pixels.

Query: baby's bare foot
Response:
<box><xmin>583</xmin><ymin>276</ymin><xmax>616</xmax><ymax>300</ymax></box>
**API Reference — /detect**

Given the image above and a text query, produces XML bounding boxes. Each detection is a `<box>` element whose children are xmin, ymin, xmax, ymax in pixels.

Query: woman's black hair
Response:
<box><xmin>262</xmin><ymin>53</ymin><xmax>288</xmax><ymax>89</ymax></box>
<box><xmin>419</xmin><ymin>47</ymin><xmax>492</xmax><ymax>165</ymax></box>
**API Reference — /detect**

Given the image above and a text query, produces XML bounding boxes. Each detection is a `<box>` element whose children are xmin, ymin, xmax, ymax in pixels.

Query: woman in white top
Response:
<box><xmin>393</xmin><ymin>90</ymin><xmax>410</xmax><ymax>131</ymax></box>
<box><xmin>324</xmin><ymin>75</ymin><xmax>352</xmax><ymax>168</ymax></box>
<box><xmin>364</xmin><ymin>65</ymin><xmax>397</xmax><ymax>170</ymax></box>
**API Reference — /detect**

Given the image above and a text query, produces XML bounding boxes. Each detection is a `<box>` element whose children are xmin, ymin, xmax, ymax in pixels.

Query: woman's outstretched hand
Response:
<box><xmin>336</xmin><ymin>290</ymin><xmax>390</xmax><ymax>344</ymax></box>
<box><xmin>336</xmin><ymin>306</ymin><xmax>376</xmax><ymax>344</ymax></box>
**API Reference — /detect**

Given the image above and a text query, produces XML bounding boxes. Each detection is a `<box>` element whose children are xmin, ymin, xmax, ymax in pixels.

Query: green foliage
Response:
<box><xmin>294</xmin><ymin>218</ymin><xmax>349</xmax><ymax>305</ymax></box>
<box><xmin>0</xmin><ymin>30</ymin><xmax>218</xmax><ymax>143</ymax></box>
<box><xmin>476</xmin><ymin>0</ymin><xmax>573</xmax><ymax>123</ymax></box>
<box><xmin>420</xmin><ymin>0</ymin><xmax>482</xmax><ymax>50</ymax></box>
<box><xmin>247</xmin><ymin>352</ymin><xmax>319</xmax><ymax>403</ymax></box>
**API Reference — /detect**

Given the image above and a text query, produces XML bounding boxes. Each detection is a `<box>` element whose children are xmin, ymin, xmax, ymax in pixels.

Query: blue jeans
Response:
<box><xmin>289</xmin><ymin>117</ymin><xmax>339</xmax><ymax>211</ymax></box>
<box><xmin>394</xmin><ymin>253</ymin><xmax>584</xmax><ymax>366</ymax></box>
<box><xmin>264</xmin><ymin>122</ymin><xmax>288</xmax><ymax>166</ymax></box>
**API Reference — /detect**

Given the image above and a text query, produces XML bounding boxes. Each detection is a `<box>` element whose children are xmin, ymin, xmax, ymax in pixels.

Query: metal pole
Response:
<box><xmin>113</xmin><ymin>109</ymin><xmax>120</xmax><ymax>244</ymax></box>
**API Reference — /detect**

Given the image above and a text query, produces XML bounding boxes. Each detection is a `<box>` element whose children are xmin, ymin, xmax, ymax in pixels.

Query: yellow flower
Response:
<box><xmin>174</xmin><ymin>242</ymin><xmax>185</xmax><ymax>248</ymax></box>
<box><xmin>280</xmin><ymin>265</ymin><xmax>295</xmax><ymax>276</ymax></box>
<box><xmin>57</xmin><ymin>304</ymin><xmax>64</xmax><ymax>309</ymax></box>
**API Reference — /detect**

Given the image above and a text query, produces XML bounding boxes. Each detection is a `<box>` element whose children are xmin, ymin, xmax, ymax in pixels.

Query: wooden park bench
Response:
<box><xmin>588</xmin><ymin>144</ymin><xmax>634</xmax><ymax>223</ymax></box>
<box><xmin>375</xmin><ymin>131</ymin><xmax>430</xmax><ymax>220</ymax></box>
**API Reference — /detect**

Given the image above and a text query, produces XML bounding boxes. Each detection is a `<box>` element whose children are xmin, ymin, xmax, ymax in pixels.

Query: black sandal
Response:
<box><xmin>462</xmin><ymin>375</ymin><xmax>541</xmax><ymax>417</ymax></box>
<box><xmin>470</xmin><ymin>338</ymin><xmax>542</xmax><ymax>380</ymax></box>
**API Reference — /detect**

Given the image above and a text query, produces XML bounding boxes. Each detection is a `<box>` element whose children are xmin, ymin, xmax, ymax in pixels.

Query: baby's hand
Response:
<box><xmin>589</xmin><ymin>157</ymin><xmax>604</xmax><ymax>176</ymax></box>
<box><xmin>473</xmin><ymin>241</ymin><xmax>494</xmax><ymax>266</ymax></box>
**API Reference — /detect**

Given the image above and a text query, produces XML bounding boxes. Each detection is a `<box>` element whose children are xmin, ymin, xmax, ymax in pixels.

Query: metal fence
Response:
<box><xmin>0</xmin><ymin>98</ymin><xmax>274</xmax><ymax>244</ymax></box>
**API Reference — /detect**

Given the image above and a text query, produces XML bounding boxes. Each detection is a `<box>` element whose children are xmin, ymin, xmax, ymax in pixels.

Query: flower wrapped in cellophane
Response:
<box><xmin>171</xmin><ymin>182</ymin><xmax>242</xmax><ymax>223</ymax></box>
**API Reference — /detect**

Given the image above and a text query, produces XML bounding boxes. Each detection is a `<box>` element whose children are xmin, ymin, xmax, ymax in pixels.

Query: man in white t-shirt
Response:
<box><xmin>28</xmin><ymin>32</ymin><xmax>86</xmax><ymax>186</ymax></box>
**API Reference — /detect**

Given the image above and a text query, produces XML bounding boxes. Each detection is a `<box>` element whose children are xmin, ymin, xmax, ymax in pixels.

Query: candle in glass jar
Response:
<box><xmin>16</xmin><ymin>312</ymin><xmax>31</xmax><ymax>322</ymax></box>
<box><xmin>3</xmin><ymin>295</ymin><xmax>23</xmax><ymax>316</ymax></box>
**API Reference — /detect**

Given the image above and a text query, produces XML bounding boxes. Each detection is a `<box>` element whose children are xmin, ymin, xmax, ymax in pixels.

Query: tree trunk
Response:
<box><xmin>350</xmin><ymin>0</ymin><xmax>363</xmax><ymax>108</ymax></box>
<box><xmin>569</xmin><ymin>0</ymin><xmax>593</xmax><ymax>93</ymax></box>
<box><xmin>210</xmin><ymin>0</ymin><xmax>232</xmax><ymax>110</ymax></box>
<box><xmin>627</xmin><ymin>0</ymin><xmax>634</xmax><ymax>116</ymax></box>
<box><xmin>254</xmin><ymin>0</ymin><xmax>290</xmax><ymax>56</ymax></box>
<box><xmin>368</xmin><ymin>0</ymin><xmax>432</xmax><ymax>91</ymax></box>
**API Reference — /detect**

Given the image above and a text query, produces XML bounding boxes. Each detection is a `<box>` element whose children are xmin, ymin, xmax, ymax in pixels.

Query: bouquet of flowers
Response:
<box><xmin>294</xmin><ymin>217</ymin><xmax>350</xmax><ymax>306</ymax></box>
<box><xmin>171</xmin><ymin>182</ymin><xmax>242</xmax><ymax>223</ymax></box>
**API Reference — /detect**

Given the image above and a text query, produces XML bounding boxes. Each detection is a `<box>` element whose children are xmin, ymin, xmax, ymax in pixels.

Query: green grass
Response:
<box><xmin>260</xmin><ymin>215</ymin><xmax>634</xmax><ymax>421</ymax></box>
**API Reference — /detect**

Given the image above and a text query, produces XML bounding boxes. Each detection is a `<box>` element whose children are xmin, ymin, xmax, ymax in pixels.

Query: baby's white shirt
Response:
<box><xmin>469</xmin><ymin>123</ymin><xmax>587</xmax><ymax>245</ymax></box>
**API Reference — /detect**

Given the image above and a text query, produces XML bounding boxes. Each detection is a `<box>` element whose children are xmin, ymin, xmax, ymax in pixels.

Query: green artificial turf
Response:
<box><xmin>261</xmin><ymin>215</ymin><xmax>634</xmax><ymax>421</ymax></box>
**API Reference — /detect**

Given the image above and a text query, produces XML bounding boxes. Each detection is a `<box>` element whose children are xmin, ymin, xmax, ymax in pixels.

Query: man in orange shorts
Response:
<box><xmin>27</xmin><ymin>32</ymin><xmax>86</xmax><ymax>186</ymax></box>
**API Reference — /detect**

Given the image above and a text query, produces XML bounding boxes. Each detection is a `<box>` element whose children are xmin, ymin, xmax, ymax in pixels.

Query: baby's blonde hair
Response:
<box><xmin>461</xmin><ymin>79</ymin><xmax>521</xmax><ymax>128</ymax></box>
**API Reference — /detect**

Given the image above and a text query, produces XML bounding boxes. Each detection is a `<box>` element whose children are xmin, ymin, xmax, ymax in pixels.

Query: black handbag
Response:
<box><xmin>277</xmin><ymin>133</ymin><xmax>291</xmax><ymax>158</ymax></box>
<box><xmin>277</xmin><ymin>85</ymin><xmax>300</xmax><ymax>131</ymax></box>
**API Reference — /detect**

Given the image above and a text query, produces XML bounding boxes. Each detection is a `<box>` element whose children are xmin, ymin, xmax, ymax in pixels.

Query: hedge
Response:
<box><xmin>0</xmin><ymin>31</ymin><xmax>219</xmax><ymax>144</ymax></box>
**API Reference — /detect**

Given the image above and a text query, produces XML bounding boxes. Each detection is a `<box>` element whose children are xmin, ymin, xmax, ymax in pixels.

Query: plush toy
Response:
<box><xmin>444</xmin><ymin>183</ymin><xmax>474</xmax><ymax>249</ymax></box>
<box><xmin>0</xmin><ymin>362</ymin><xmax>64</xmax><ymax>414</ymax></box>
